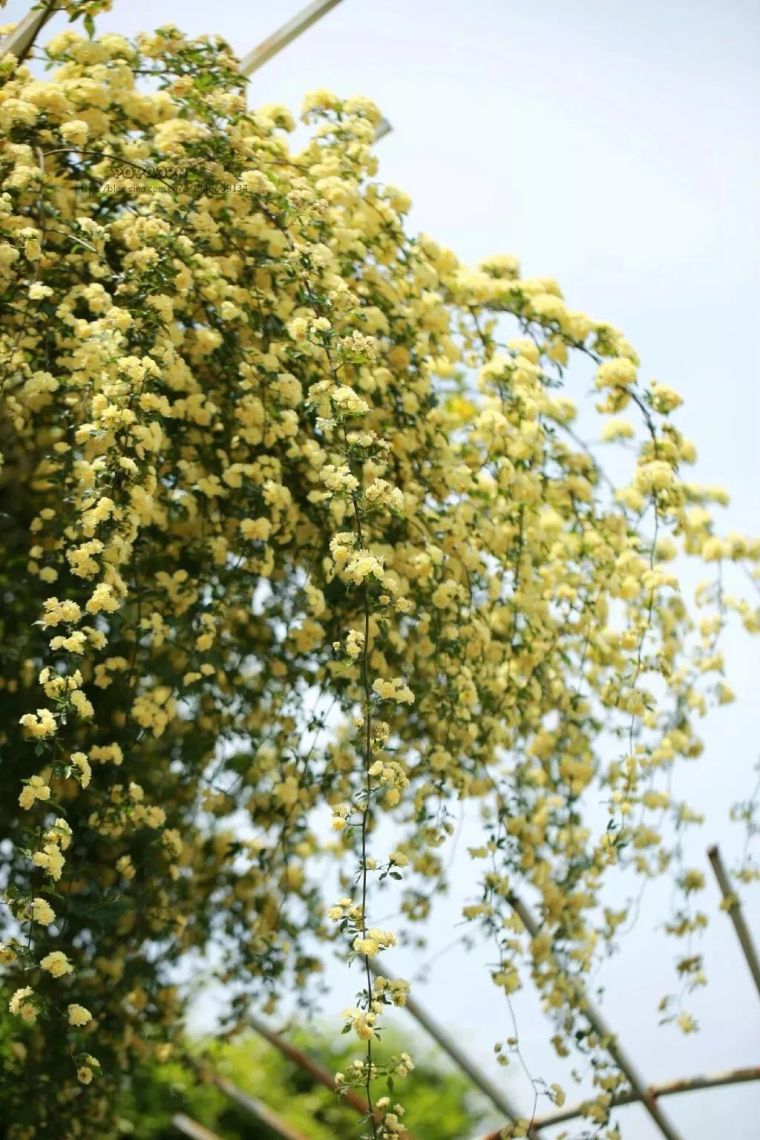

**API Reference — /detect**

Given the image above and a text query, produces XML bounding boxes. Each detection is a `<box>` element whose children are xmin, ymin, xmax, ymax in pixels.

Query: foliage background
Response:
<box><xmin>0</xmin><ymin>1018</ymin><xmax>491</xmax><ymax>1139</ymax></box>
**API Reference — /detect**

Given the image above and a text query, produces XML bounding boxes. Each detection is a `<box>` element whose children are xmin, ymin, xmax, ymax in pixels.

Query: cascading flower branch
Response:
<box><xmin>0</xmin><ymin>16</ymin><xmax>758</xmax><ymax>1139</ymax></box>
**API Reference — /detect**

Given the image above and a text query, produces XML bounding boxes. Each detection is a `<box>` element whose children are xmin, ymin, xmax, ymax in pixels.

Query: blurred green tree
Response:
<box><xmin>109</xmin><ymin>1026</ymin><xmax>492</xmax><ymax>1139</ymax></box>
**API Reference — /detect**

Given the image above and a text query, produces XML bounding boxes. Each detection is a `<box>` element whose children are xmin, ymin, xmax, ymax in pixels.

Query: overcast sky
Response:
<box><xmin>4</xmin><ymin>2</ymin><xmax>759</xmax><ymax>1136</ymax></box>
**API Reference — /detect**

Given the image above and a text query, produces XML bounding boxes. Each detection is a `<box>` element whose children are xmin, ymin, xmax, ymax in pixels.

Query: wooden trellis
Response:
<box><xmin>180</xmin><ymin>845</ymin><xmax>759</xmax><ymax>1140</ymax></box>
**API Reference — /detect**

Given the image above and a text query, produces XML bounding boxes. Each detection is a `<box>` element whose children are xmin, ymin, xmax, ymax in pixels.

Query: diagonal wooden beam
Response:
<box><xmin>238</xmin><ymin>0</ymin><xmax>343</xmax><ymax>77</ymax></box>
<box><xmin>183</xmin><ymin>1052</ymin><xmax>310</xmax><ymax>1140</ymax></box>
<box><xmin>247</xmin><ymin>1014</ymin><xmax>416</xmax><ymax>1138</ymax></box>
<box><xmin>205</xmin><ymin>1070</ymin><xmax>311</xmax><ymax>1140</ymax></box>
<box><xmin>366</xmin><ymin>959</ymin><xmax>521</xmax><ymax>1125</ymax></box>
<box><xmin>374</xmin><ymin>117</ymin><xmax>392</xmax><ymax>142</ymax></box>
<box><xmin>507</xmin><ymin>893</ymin><xmax>684</xmax><ymax>1140</ymax></box>
<box><xmin>0</xmin><ymin>1</ymin><xmax>59</xmax><ymax>62</ymax></box>
<box><xmin>172</xmin><ymin>1115</ymin><xmax>223</xmax><ymax>1140</ymax></box>
<box><xmin>708</xmin><ymin>844</ymin><xmax>760</xmax><ymax>999</ymax></box>
<box><xmin>237</xmin><ymin>0</ymin><xmax>392</xmax><ymax>142</ymax></box>
<box><xmin>499</xmin><ymin>1064</ymin><xmax>760</xmax><ymax>1134</ymax></box>
<box><xmin>248</xmin><ymin>1014</ymin><xmax>369</xmax><ymax>1115</ymax></box>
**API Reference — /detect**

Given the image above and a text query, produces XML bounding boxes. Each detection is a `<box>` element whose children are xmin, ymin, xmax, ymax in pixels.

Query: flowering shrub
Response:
<box><xmin>0</xmin><ymin>17</ymin><xmax>758</xmax><ymax>1140</ymax></box>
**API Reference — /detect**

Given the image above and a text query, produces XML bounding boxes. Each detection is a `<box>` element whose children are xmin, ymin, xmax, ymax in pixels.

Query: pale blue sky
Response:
<box><xmin>4</xmin><ymin>2</ymin><xmax>759</xmax><ymax>1136</ymax></box>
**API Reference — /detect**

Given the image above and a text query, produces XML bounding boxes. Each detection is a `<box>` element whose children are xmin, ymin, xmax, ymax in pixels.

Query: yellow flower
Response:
<box><xmin>530</xmin><ymin>293</ymin><xmax>566</xmax><ymax>322</ymax></box>
<box><xmin>345</xmin><ymin>630</ymin><xmax>365</xmax><ymax>659</ymax></box>
<box><xmin>29</xmin><ymin>283</ymin><xmax>54</xmax><ymax>300</ymax></box>
<box><xmin>70</xmin><ymin>751</ymin><xmax>92</xmax><ymax>788</ymax></box>
<box><xmin>240</xmin><ymin>517</ymin><xmax>272</xmax><ymax>541</ymax></box>
<box><xmin>600</xmin><ymin>418</ymin><xmax>634</xmax><ymax>442</ymax></box>
<box><xmin>59</xmin><ymin>119</ymin><xmax>90</xmax><ymax>146</ymax></box>
<box><xmin>67</xmin><ymin>1004</ymin><xmax>93</xmax><ymax>1027</ymax></box>
<box><xmin>650</xmin><ymin>381</ymin><xmax>683</xmax><ymax>413</ymax></box>
<box><xmin>19</xmin><ymin>775</ymin><xmax>51</xmax><ymax>809</ymax></box>
<box><xmin>40</xmin><ymin>950</ymin><xmax>73</xmax><ymax>978</ymax></box>
<box><xmin>30</xmin><ymin>897</ymin><xmax>56</xmax><ymax>926</ymax></box>
<box><xmin>595</xmin><ymin>358</ymin><xmax>637</xmax><ymax>388</ymax></box>
<box><xmin>445</xmin><ymin>395</ymin><xmax>476</xmax><ymax>423</ymax></box>
<box><xmin>681</xmin><ymin>869</ymin><xmax>705</xmax><ymax>893</ymax></box>
<box><xmin>372</xmin><ymin>677</ymin><xmax>414</xmax><ymax>705</ymax></box>
<box><xmin>273</xmin><ymin>776</ymin><xmax>300</xmax><ymax>806</ymax></box>
<box><xmin>9</xmin><ymin>987</ymin><xmax>37</xmax><ymax>1023</ymax></box>
<box><xmin>353</xmin><ymin>936</ymin><xmax>379</xmax><ymax>957</ymax></box>
<box><xmin>70</xmin><ymin>690</ymin><xmax>95</xmax><ymax>719</ymax></box>
<box><xmin>33</xmin><ymin>844</ymin><xmax>66</xmax><ymax>881</ymax></box>
<box><xmin>19</xmin><ymin>710</ymin><xmax>56</xmax><ymax>740</ymax></box>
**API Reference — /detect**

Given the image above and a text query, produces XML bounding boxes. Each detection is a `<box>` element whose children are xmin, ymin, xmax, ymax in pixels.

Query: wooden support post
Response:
<box><xmin>375</xmin><ymin>117</ymin><xmax>392</xmax><ymax>141</ymax></box>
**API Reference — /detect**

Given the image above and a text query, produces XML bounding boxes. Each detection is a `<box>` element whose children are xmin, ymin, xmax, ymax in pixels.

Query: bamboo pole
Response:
<box><xmin>507</xmin><ymin>894</ymin><xmax>684</xmax><ymax>1140</ymax></box>
<box><xmin>707</xmin><ymin>844</ymin><xmax>760</xmax><ymax>999</ymax></box>
<box><xmin>172</xmin><ymin>1115</ymin><xmax>223</xmax><ymax>1140</ymax></box>
<box><xmin>238</xmin><ymin>0</ymin><xmax>343</xmax><ymax>77</ymax></box>
<box><xmin>489</xmin><ymin>1065</ymin><xmax>760</xmax><ymax>1135</ymax></box>
<box><xmin>0</xmin><ymin>1</ymin><xmax>59</xmax><ymax>62</ymax></box>
<box><xmin>366</xmin><ymin>959</ymin><xmax>521</xmax><ymax>1125</ymax></box>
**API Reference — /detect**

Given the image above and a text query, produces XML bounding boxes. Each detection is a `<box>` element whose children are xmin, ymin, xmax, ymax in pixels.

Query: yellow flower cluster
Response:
<box><xmin>18</xmin><ymin>774</ymin><xmax>51</xmax><ymax>808</ymax></box>
<box><xmin>67</xmin><ymin>1003</ymin><xmax>92</xmax><ymax>1027</ymax></box>
<box><xmin>40</xmin><ymin>951</ymin><xmax>73</xmax><ymax>978</ymax></box>
<box><xmin>29</xmin><ymin>898</ymin><xmax>55</xmax><ymax>926</ymax></box>
<box><xmin>352</xmin><ymin>928</ymin><xmax>397</xmax><ymax>958</ymax></box>
<box><xmin>372</xmin><ymin>677</ymin><xmax>415</xmax><ymax>705</ymax></box>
